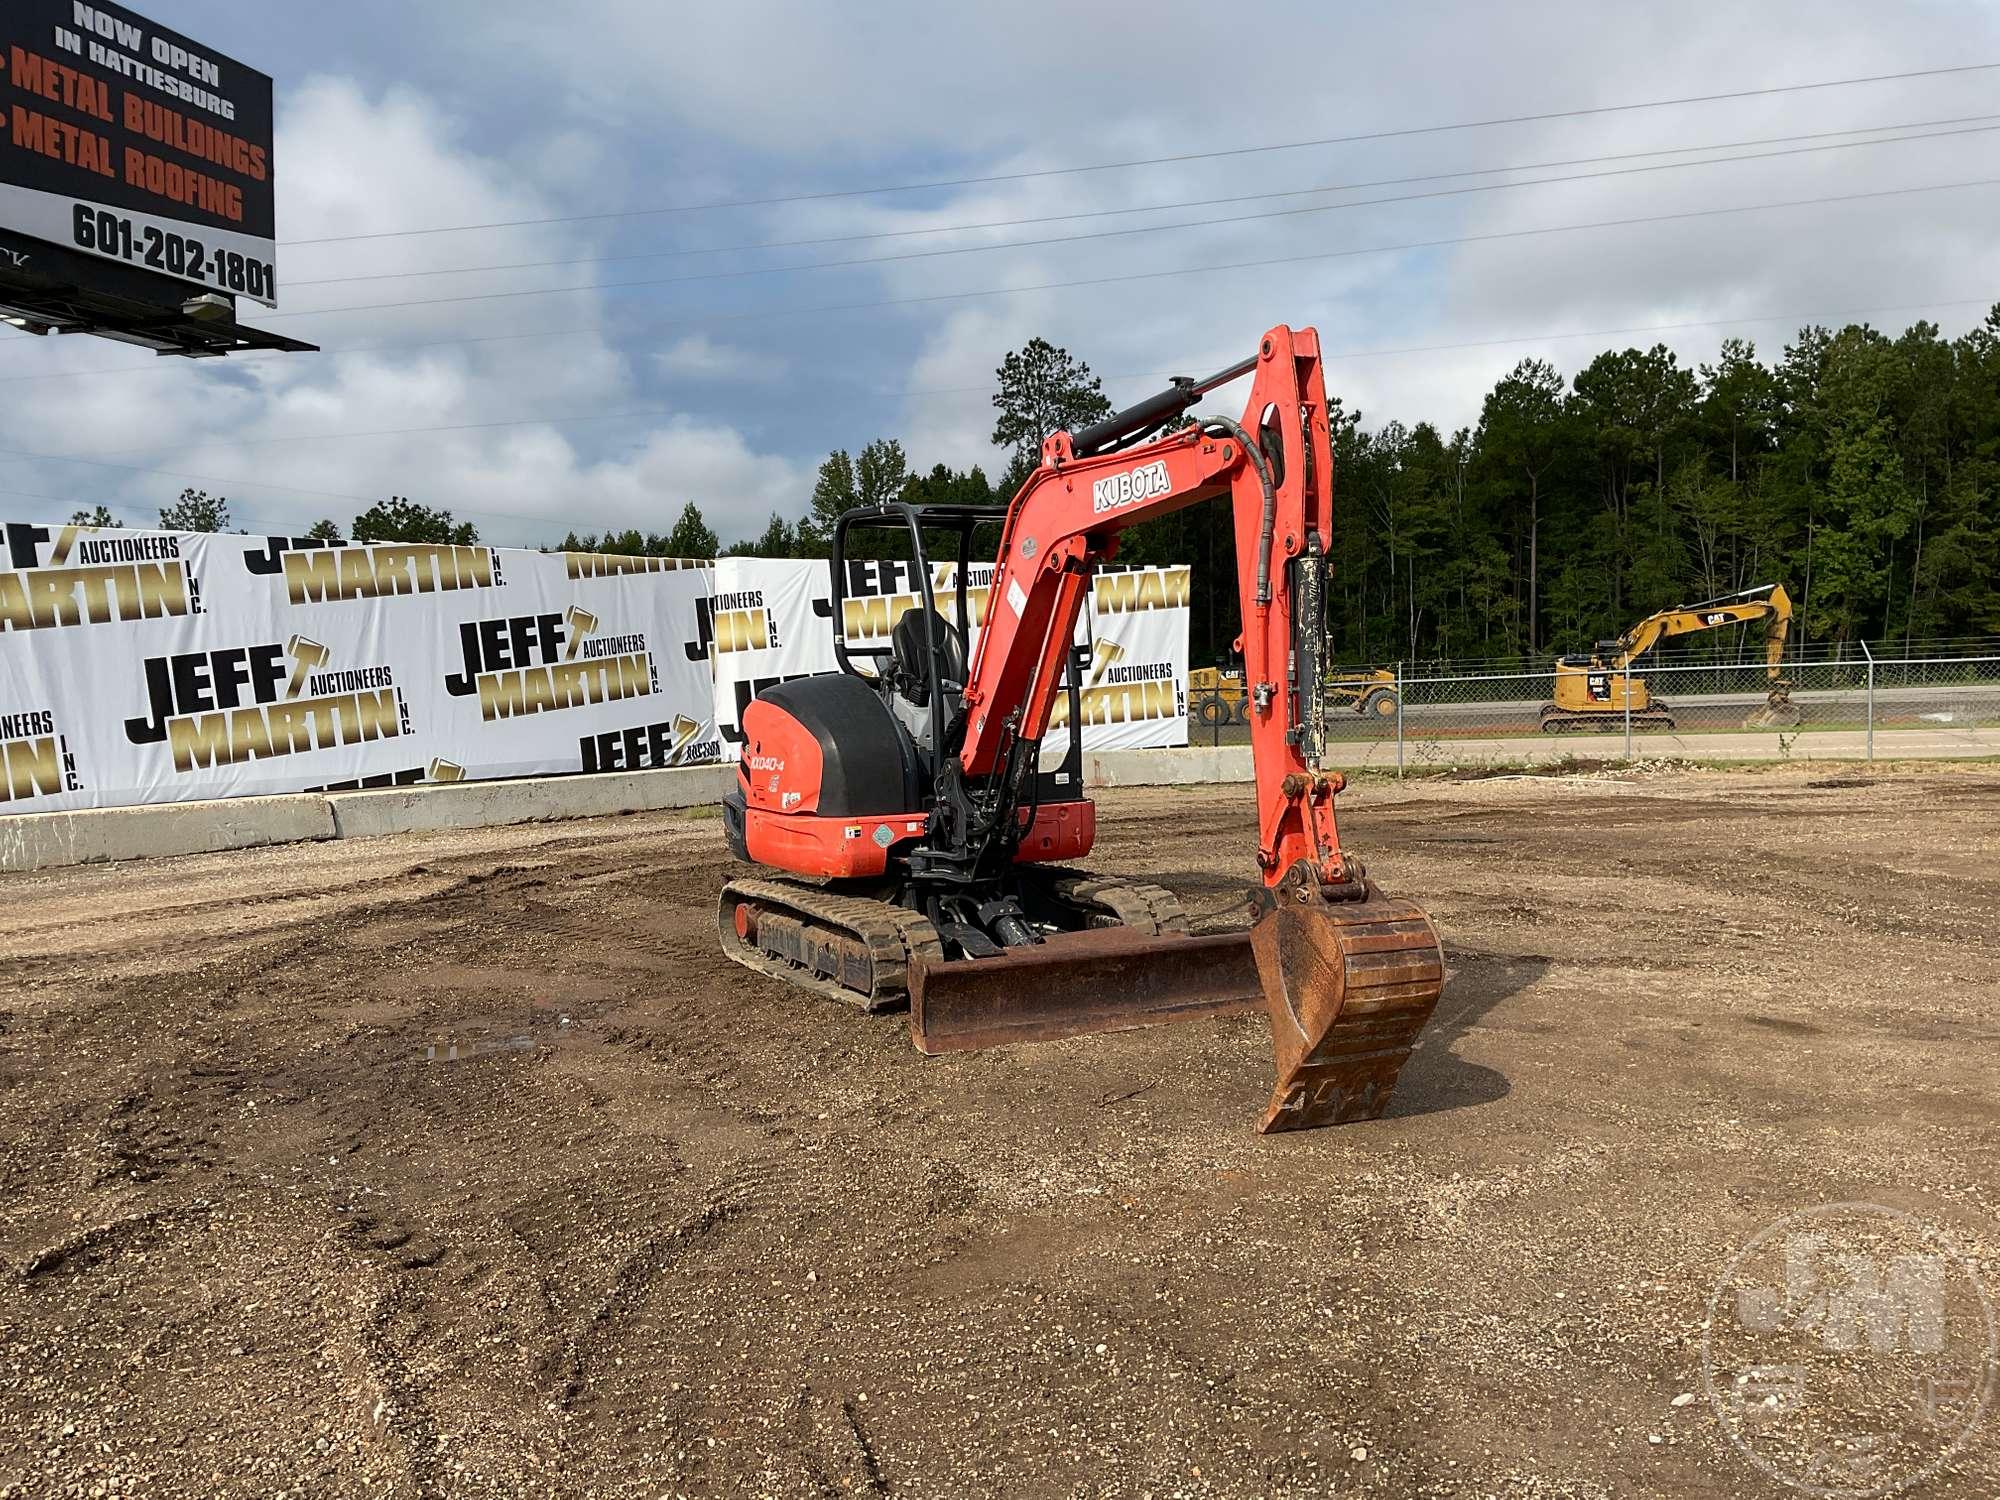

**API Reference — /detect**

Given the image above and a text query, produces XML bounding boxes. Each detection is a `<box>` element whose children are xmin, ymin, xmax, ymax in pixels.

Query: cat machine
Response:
<box><xmin>1541</xmin><ymin>584</ymin><xmax>1799</xmax><ymax>733</ymax></box>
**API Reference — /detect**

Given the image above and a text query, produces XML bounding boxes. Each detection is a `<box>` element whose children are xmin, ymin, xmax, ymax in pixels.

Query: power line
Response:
<box><xmin>7</xmin><ymin>173</ymin><xmax>1997</xmax><ymax>389</ymax></box>
<box><xmin>277</xmin><ymin>61</ymin><xmax>2000</xmax><ymax>246</ymax></box>
<box><xmin>32</xmin><ymin>294</ymin><xmax>2000</xmax><ymax>461</ymax></box>
<box><xmin>0</xmin><ymin>476</ymin><xmax>562</xmax><ymax>537</ymax></box>
<box><xmin>248</xmin><ymin>175</ymin><xmax>2000</xmax><ymax>330</ymax></box>
<box><xmin>283</xmin><ymin>113</ymin><xmax>2000</xmax><ymax>289</ymax></box>
<box><xmin>0</xmin><ymin>445</ymin><xmax>384</xmax><ymax>508</ymax></box>
<box><xmin>263</xmin><ymin>125</ymin><xmax>2000</xmax><ymax>321</ymax></box>
<box><xmin>2</xmin><ymin>295</ymin><xmax>1989</xmax><ymax>519</ymax></box>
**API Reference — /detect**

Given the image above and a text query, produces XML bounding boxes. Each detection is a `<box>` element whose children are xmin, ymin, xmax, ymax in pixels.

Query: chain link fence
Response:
<box><xmin>1184</xmin><ymin>651</ymin><xmax>2000</xmax><ymax>769</ymax></box>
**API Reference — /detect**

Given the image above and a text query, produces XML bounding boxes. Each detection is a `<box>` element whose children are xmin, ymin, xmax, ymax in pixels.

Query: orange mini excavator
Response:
<box><xmin>719</xmin><ymin>327</ymin><xmax>1444</xmax><ymax>1132</ymax></box>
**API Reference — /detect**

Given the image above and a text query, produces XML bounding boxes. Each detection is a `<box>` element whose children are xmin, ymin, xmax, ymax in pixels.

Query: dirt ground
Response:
<box><xmin>1</xmin><ymin>764</ymin><xmax>1996</xmax><ymax>1499</ymax></box>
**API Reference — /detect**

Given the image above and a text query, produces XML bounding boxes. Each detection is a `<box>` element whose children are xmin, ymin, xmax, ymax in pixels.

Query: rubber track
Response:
<box><xmin>719</xmin><ymin>872</ymin><xmax>1186</xmax><ymax>1012</ymax></box>
<box><xmin>719</xmin><ymin>877</ymin><xmax>943</xmax><ymax>1013</ymax></box>
<box><xmin>1539</xmin><ymin>712</ymin><xmax>1676</xmax><ymax>734</ymax></box>
<box><xmin>1044</xmin><ymin>874</ymin><xmax>1189</xmax><ymax>935</ymax></box>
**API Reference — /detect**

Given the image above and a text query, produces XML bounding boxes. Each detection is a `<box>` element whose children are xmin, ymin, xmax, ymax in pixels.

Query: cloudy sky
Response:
<box><xmin>3</xmin><ymin>0</ymin><xmax>1997</xmax><ymax>546</ymax></box>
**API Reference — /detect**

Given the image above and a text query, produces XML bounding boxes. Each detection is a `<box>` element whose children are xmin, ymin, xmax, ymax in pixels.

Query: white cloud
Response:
<box><xmin>654</xmin><ymin>334</ymin><xmax>781</xmax><ymax>382</ymax></box>
<box><xmin>0</xmin><ymin>77</ymin><xmax>806</xmax><ymax>548</ymax></box>
<box><xmin>4</xmin><ymin>4</ymin><xmax>1997</xmax><ymax>547</ymax></box>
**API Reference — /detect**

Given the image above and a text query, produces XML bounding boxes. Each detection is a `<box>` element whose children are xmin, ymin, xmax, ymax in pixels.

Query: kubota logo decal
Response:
<box><xmin>1091</xmin><ymin>460</ymin><xmax>1171</xmax><ymax>514</ymax></box>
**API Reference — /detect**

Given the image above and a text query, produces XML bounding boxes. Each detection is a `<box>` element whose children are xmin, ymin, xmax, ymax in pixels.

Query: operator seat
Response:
<box><xmin>887</xmin><ymin>608</ymin><xmax>968</xmax><ymax>758</ymax></box>
<box><xmin>890</xmin><ymin>607</ymin><xmax>968</xmax><ymax>709</ymax></box>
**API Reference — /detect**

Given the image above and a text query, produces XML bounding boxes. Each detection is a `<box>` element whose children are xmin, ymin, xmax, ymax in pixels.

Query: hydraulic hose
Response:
<box><xmin>1198</xmin><ymin>416</ymin><xmax>1278</xmax><ymax>604</ymax></box>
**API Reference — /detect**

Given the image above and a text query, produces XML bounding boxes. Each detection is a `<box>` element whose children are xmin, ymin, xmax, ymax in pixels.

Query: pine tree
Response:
<box><xmin>159</xmin><ymin>488</ymin><xmax>229</xmax><ymax>533</ymax></box>
<box><xmin>664</xmin><ymin>502</ymin><xmax>720</xmax><ymax>558</ymax></box>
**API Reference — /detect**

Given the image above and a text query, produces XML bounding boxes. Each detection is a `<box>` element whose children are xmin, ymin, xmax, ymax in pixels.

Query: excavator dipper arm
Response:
<box><xmin>1609</xmin><ymin>583</ymin><xmax>1795</xmax><ymax>679</ymax></box>
<box><xmin>964</xmin><ymin>328</ymin><xmax>1349</xmax><ymax>889</ymax></box>
<box><xmin>922</xmin><ymin>326</ymin><xmax>1445</xmax><ymax>1130</ymax></box>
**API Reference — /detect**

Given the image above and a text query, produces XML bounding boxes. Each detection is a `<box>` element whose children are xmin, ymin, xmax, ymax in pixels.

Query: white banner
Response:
<box><xmin>705</xmin><ymin>555</ymin><xmax>839</xmax><ymax>754</ymax></box>
<box><xmin>1064</xmin><ymin>563</ymin><xmax>1191</xmax><ymax>751</ymax></box>
<box><xmin>712</xmin><ymin>556</ymin><xmax>1190</xmax><ymax>759</ymax></box>
<box><xmin>0</xmin><ymin>521</ymin><xmax>1187</xmax><ymax>815</ymax></box>
<box><xmin>0</xmin><ymin>522</ymin><xmax>717</xmax><ymax>812</ymax></box>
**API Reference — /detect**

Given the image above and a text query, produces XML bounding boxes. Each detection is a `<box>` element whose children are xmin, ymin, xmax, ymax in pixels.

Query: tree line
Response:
<box><xmin>712</xmin><ymin>314</ymin><xmax>2000</xmax><ymax>668</ymax></box>
<box><xmin>1323</xmin><ymin>308</ymin><xmax>2000</xmax><ymax>665</ymax></box>
<box><xmin>746</xmin><ymin>311</ymin><xmax>2000</xmax><ymax>666</ymax></box>
<box><xmin>91</xmin><ymin>306</ymin><xmax>1998</xmax><ymax>666</ymax></box>
<box><xmin>72</xmin><ymin>490</ymin><xmax>483</xmax><ymax>546</ymax></box>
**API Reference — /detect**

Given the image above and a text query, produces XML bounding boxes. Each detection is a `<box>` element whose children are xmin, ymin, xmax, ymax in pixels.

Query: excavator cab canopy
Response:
<box><xmin>827</xmin><ymin>500</ymin><xmax>1087</xmax><ymax>798</ymax></box>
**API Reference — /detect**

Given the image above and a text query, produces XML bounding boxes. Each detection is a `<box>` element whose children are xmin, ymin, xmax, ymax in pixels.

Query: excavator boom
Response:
<box><xmin>721</xmin><ymin>326</ymin><xmax>1444</xmax><ymax>1133</ymax></box>
<box><xmin>1609</xmin><ymin>583</ymin><xmax>1794</xmax><ymax>674</ymax></box>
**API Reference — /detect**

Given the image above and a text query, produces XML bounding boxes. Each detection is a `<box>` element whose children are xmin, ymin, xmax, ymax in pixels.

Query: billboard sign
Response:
<box><xmin>0</xmin><ymin>0</ymin><xmax>277</xmax><ymax>307</ymax></box>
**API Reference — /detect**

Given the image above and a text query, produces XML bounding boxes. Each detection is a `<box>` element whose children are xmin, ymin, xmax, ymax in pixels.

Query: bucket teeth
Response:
<box><xmin>1250</xmin><ymin>893</ymin><xmax>1445</xmax><ymax>1133</ymax></box>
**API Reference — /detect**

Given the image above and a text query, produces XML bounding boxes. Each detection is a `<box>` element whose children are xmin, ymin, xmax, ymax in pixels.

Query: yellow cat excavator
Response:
<box><xmin>1540</xmin><ymin>583</ymin><xmax>1800</xmax><ymax>733</ymax></box>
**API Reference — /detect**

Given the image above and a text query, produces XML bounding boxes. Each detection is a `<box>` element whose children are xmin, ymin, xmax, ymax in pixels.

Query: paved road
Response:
<box><xmin>1332</xmin><ymin>724</ymin><xmax>2000</xmax><ymax>769</ymax></box>
<box><xmin>1196</xmin><ymin>683</ymin><xmax>1999</xmax><ymax>746</ymax></box>
<box><xmin>1397</xmin><ymin>680</ymin><xmax>2000</xmax><ymax>725</ymax></box>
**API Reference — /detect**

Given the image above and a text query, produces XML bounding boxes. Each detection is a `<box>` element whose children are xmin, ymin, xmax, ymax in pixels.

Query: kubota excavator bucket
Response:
<box><xmin>908</xmin><ymin>892</ymin><xmax>1445</xmax><ymax>1134</ymax></box>
<box><xmin>1251</xmin><ymin>892</ymin><xmax>1445</xmax><ymax>1132</ymax></box>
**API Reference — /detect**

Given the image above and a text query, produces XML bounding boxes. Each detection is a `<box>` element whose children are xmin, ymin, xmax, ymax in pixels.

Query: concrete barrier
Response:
<box><xmin>0</xmin><ymin>794</ymin><xmax>337</xmax><ymax>873</ymax></box>
<box><xmin>0</xmin><ymin>765</ymin><xmax>734</xmax><ymax>873</ymax></box>
<box><xmin>327</xmin><ymin>763</ymin><xmax>736</xmax><ymax>839</ymax></box>
<box><xmin>0</xmin><ymin>749</ymin><xmax>1245</xmax><ymax>872</ymax></box>
<box><xmin>1083</xmin><ymin>745</ymin><xmax>1253</xmax><ymax>787</ymax></box>
<box><xmin>1325</xmin><ymin>725</ymin><xmax>2000</xmax><ymax>770</ymax></box>
<box><xmin>5</xmin><ymin>729</ymin><xmax>1985</xmax><ymax>874</ymax></box>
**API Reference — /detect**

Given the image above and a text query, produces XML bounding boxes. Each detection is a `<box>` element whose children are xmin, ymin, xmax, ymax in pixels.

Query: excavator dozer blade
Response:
<box><xmin>909</xmin><ymin>927</ymin><xmax>1264</xmax><ymax>1054</ymax></box>
<box><xmin>1251</xmin><ymin>894</ymin><xmax>1445</xmax><ymax>1133</ymax></box>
